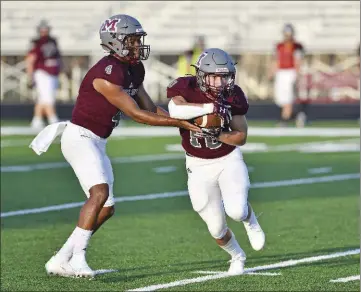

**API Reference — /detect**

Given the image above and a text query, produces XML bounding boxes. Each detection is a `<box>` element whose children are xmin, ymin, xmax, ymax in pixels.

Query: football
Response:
<box><xmin>193</xmin><ymin>113</ymin><xmax>223</xmax><ymax>128</ymax></box>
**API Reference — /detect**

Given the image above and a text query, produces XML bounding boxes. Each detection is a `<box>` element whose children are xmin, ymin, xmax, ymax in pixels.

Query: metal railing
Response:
<box><xmin>1</xmin><ymin>55</ymin><xmax>359</xmax><ymax>104</ymax></box>
<box><xmin>0</xmin><ymin>59</ymin><xmax>86</xmax><ymax>103</ymax></box>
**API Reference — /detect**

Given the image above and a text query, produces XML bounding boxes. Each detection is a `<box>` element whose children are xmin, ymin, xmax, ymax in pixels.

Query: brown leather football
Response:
<box><xmin>194</xmin><ymin>114</ymin><xmax>223</xmax><ymax>128</ymax></box>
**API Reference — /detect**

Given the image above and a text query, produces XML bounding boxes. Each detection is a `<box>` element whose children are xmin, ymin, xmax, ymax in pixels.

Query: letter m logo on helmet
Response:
<box><xmin>100</xmin><ymin>18</ymin><xmax>120</xmax><ymax>33</ymax></box>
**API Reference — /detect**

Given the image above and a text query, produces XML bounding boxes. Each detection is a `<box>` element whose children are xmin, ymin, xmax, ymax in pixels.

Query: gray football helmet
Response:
<box><xmin>192</xmin><ymin>48</ymin><xmax>236</xmax><ymax>101</ymax></box>
<box><xmin>99</xmin><ymin>14</ymin><xmax>150</xmax><ymax>63</ymax></box>
<box><xmin>283</xmin><ymin>23</ymin><xmax>295</xmax><ymax>37</ymax></box>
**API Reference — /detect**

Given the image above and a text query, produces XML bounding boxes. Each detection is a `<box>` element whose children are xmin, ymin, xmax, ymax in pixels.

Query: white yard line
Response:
<box><xmin>166</xmin><ymin>139</ymin><xmax>360</xmax><ymax>154</ymax></box>
<box><xmin>94</xmin><ymin>269</ymin><xmax>119</xmax><ymax>275</ymax></box>
<box><xmin>308</xmin><ymin>167</ymin><xmax>332</xmax><ymax>175</ymax></box>
<box><xmin>128</xmin><ymin>249</ymin><xmax>360</xmax><ymax>291</ymax></box>
<box><xmin>1</xmin><ymin>173</ymin><xmax>359</xmax><ymax>218</ymax></box>
<box><xmin>1</xmin><ymin>126</ymin><xmax>360</xmax><ymax>137</ymax></box>
<box><xmin>1</xmin><ymin>139</ymin><xmax>40</xmax><ymax>148</ymax></box>
<box><xmin>194</xmin><ymin>271</ymin><xmax>281</xmax><ymax>276</ymax></box>
<box><xmin>152</xmin><ymin>166</ymin><xmax>177</xmax><ymax>174</ymax></box>
<box><xmin>246</xmin><ymin>272</ymin><xmax>281</xmax><ymax>276</ymax></box>
<box><xmin>1</xmin><ymin>153</ymin><xmax>185</xmax><ymax>173</ymax></box>
<box><xmin>2</xmin><ymin>138</ymin><xmax>360</xmax><ymax>173</ymax></box>
<box><xmin>330</xmin><ymin>275</ymin><xmax>360</xmax><ymax>283</ymax></box>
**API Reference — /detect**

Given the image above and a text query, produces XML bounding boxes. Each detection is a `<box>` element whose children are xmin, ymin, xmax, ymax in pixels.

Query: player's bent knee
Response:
<box><xmin>107</xmin><ymin>206</ymin><xmax>115</xmax><ymax>218</ymax></box>
<box><xmin>207</xmin><ymin>222</ymin><xmax>228</xmax><ymax>239</ymax></box>
<box><xmin>102</xmin><ymin>205</ymin><xmax>115</xmax><ymax>220</ymax></box>
<box><xmin>89</xmin><ymin>183</ymin><xmax>110</xmax><ymax>205</ymax></box>
<box><xmin>226</xmin><ymin>204</ymin><xmax>249</xmax><ymax>222</ymax></box>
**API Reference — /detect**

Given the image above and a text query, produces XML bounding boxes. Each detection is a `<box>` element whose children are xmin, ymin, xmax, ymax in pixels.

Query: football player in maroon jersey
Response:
<box><xmin>30</xmin><ymin>14</ymin><xmax>201</xmax><ymax>278</ymax></box>
<box><xmin>26</xmin><ymin>20</ymin><xmax>62</xmax><ymax>129</ymax></box>
<box><xmin>167</xmin><ymin>48</ymin><xmax>265</xmax><ymax>275</ymax></box>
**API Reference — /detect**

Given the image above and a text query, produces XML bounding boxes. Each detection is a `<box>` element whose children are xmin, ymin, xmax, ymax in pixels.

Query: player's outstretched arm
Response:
<box><xmin>168</xmin><ymin>96</ymin><xmax>214</xmax><ymax>119</ymax></box>
<box><xmin>135</xmin><ymin>84</ymin><xmax>169</xmax><ymax>117</ymax></box>
<box><xmin>93</xmin><ymin>78</ymin><xmax>201</xmax><ymax>132</ymax></box>
<box><xmin>217</xmin><ymin>115</ymin><xmax>248</xmax><ymax>146</ymax></box>
<box><xmin>25</xmin><ymin>53</ymin><xmax>36</xmax><ymax>85</ymax></box>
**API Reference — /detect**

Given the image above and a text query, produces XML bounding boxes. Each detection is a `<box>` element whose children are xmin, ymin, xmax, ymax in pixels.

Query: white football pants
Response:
<box><xmin>61</xmin><ymin>122</ymin><xmax>115</xmax><ymax>207</ymax></box>
<box><xmin>274</xmin><ymin>69</ymin><xmax>297</xmax><ymax>106</ymax></box>
<box><xmin>186</xmin><ymin>148</ymin><xmax>250</xmax><ymax>239</ymax></box>
<box><xmin>34</xmin><ymin>69</ymin><xmax>59</xmax><ymax>105</ymax></box>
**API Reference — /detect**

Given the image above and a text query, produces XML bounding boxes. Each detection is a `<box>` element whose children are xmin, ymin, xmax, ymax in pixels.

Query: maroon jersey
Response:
<box><xmin>72</xmin><ymin>55</ymin><xmax>145</xmax><ymax>138</ymax></box>
<box><xmin>167</xmin><ymin>76</ymin><xmax>249</xmax><ymax>159</ymax></box>
<box><xmin>28</xmin><ymin>36</ymin><xmax>61</xmax><ymax>76</ymax></box>
<box><xmin>275</xmin><ymin>41</ymin><xmax>304</xmax><ymax>69</ymax></box>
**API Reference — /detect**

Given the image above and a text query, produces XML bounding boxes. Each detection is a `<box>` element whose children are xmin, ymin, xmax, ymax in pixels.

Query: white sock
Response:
<box><xmin>219</xmin><ymin>231</ymin><xmax>246</xmax><ymax>259</ymax></box>
<box><xmin>71</xmin><ymin>227</ymin><xmax>93</xmax><ymax>261</ymax></box>
<box><xmin>31</xmin><ymin>116</ymin><xmax>44</xmax><ymax>127</ymax></box>
<box><xmin>48</xmin><ymin>115</ymin><xmax>59</xmax><ymax>124</ymax></box>
<box><xmin>56</xmin><ymin>228</ymin><xmax>78</xmax><ymax>260</ymax></box>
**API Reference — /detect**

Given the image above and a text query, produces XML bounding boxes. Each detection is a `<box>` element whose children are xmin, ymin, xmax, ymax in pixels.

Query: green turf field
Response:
<box><xmin>1</xmin><ymin>127</ymin><xmax>360</xmax><ymax>291</ymax></box>
<box><xmin>1</xmin><ymin>118</ymin><xmax>360</xmax><ymax>128</ymax></box>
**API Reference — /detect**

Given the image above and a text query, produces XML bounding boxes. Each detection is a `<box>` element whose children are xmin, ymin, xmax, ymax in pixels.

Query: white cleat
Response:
<box><xmin>243</xmin><ymin>210</ymin><xmax>265</xmax><ymax>251</ymax></box>
<box><xmin>296</xmin><ymin>112</ymin><xmax>307</xmax><ymax>128</ymax></box>
<box><xmin>30</xmin><ymin>119</ymin><xmax>45</xmax><ymax>130</ymax></box>
<box><xmin>68</xmin><ymin>257</ymin><xmax>95</xmax><ymax>278</ymax></box>
<box><xmin>228</xmin><ymin>254</ymin><xmax>246</xmax><ymax>275</ymax></box>
<box><xmin>45</xmin><ymin>255</ymin><xmax>74</xmax><ymax>277</ymax></box>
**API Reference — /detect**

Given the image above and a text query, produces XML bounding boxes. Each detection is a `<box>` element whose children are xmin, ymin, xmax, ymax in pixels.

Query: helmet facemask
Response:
<box><xmin>123</xmin><ymin>34</ymin><xmax>150</xmax><ymax>62</ymax></box>
<box><xmin>102</xmin><ymin>32</ymin><xmax>150</xmax><ymax>63</ymax></box>
<box><xmin>196</xmin><ymin>69</ymin><xmax>235</xmax><ymax>101</ymax></box>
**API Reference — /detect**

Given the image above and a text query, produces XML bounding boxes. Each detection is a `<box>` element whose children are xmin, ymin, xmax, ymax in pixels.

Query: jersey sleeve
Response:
<box><xmin>230</xmin><ymin>86</ymin><xmax>249</xmax><ymax>116</ymax></box>
<box><xmin>166</xmin><ymin>77</ymin><xmax>188</xmax><ymax>99</ymax></box>
<box><xmin>28</xmin><ymin>39</ymin><xmax>40</xmax><ymax>57</ymax></box>
<box><xmin>53</xmin><ymin>38</ymin><xmax>61</xmax><ymax>58</ymax></box>
<box><xmin>98</xmin><ymin>61</ymin><xmax>125</xmax><ymax>86</ymax></box>
<box><xmin>294</xmin><ymin>43</ymin><xmax>305</xmax><ymax>60</ymax></box>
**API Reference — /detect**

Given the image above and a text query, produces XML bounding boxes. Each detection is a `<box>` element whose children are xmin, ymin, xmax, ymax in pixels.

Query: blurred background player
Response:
<box><xmin>177</xmin><ymin>35</ymin><xmax>206</xmax><ymax>76</ymax></box>
<box><xmin>26</xmin><ymin>20</ymin><xmax>62</xmax><ymax>129</ymax></box>
<box><xmin>269</xmin><ymin>23</ymin><xmax>305</xmax><ymax>127</ymax></box>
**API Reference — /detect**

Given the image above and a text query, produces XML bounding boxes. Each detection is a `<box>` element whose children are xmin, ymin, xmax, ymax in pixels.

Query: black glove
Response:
<box><xmin>213</xmin><ymin>100</ymin><xmax>232</xmax><ymax>125</ymax></box>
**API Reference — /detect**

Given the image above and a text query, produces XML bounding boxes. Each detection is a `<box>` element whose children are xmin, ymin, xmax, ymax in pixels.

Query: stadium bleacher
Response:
<box><xmin>1</xmin><ymin>1</ymin><xmax>359</xmax><ymax>55</ymax></box>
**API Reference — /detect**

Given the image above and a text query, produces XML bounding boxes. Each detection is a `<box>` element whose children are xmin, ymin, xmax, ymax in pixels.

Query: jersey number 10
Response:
<box><xmin>190</xmin><ymin>131</ymin><xmax>222</xmax><ymax>150</ymax></box>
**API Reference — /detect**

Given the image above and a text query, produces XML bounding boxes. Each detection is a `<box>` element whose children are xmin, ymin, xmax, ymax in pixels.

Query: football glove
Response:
<box><xmin>201</xmin><ymin>127</ymin><xmax>221</xmax><ymax>138</ymax></box>
<box><xmin>213</xmin><ymin>100</ymin><xmax>232</xmax><ymax>125</ymax></box>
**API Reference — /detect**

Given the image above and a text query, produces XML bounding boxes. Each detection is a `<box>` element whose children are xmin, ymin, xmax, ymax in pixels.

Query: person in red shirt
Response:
<box><xmin>269</xmin><ymin>23</ymin><xmax>305</xmax><ymax>126</ymax></box>
<box><xmin>29</xmin><ymin>14</ymin><xmax>201</xmax><ymax>279</ymax></box>
<box><xmin>26</xmin><ymin>20</ymin><xmax>62</xmax><ymax>129</ymax></box>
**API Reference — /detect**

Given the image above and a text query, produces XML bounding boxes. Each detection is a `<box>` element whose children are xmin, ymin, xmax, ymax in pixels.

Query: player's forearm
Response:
<box><xmin>25</xmin><ymin>55</ymin><xmax>36</xmax><ymax>78</ymax></box>
<box><xmin>131</xmin><ymin>109</ymin><xmax>180</xmax><ymax>127</ymax></box>
<box><xmin>26</xmin><ymin>61</ymin><xmax>34</xmax><ymax>78</ymax></box>
<box><xmin>168</xmin><ymin>99</ymin><xmax>214</xmax><ymax>119</ymax></box>
<box><xmin>218</xmin><ymin>131</ymin><xmax>247</xmax><ymax>146</ymax></box>
<box><xmin>156</xmin><ymin>106</ymin><xmax>170</xmax><ymax>117</ymax></box>
<box><xmin>269</xmin><ymin>60</ymin><xmax>278</xmax><ymax>78</ymax></box>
